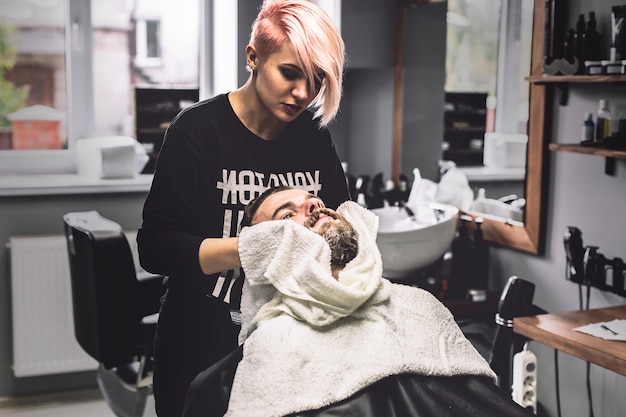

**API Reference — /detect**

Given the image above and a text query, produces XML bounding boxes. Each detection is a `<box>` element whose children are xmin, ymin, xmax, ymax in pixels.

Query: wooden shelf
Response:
<box><xmin>549</xmin><ymin>143</ymin><xmax>626</xmax><ymax>160</ymax></box>
<box><xmin>527</xmin><ymin>74</ymin><xmax>626</xmax><ymax>84</ymax></box>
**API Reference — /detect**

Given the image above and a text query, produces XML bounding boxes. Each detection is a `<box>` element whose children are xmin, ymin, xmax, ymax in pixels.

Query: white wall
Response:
<box><xmin>490</xmin><ymin>60</ymin><xmax>626</xmax><ymax>417</ymax></box>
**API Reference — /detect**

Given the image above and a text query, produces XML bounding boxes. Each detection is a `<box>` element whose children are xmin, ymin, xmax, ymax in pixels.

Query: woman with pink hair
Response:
<box><xmin>137</xmin><ymin>1</ymin><xmax>349</xmax><ymax>416</ymax></box>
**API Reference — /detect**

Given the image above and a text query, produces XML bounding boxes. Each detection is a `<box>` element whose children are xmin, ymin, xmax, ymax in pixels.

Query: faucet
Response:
<box><xmin>395</xmin><ymin>201</ymin><xmax>417</xmax><ymax>221</ymax></box>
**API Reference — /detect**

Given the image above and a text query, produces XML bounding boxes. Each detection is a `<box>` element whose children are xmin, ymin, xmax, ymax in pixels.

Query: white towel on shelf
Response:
<box><xmin>228</xmin><ymin>201</ymin><xmax>495</xmax><ymax>417</ymax></box>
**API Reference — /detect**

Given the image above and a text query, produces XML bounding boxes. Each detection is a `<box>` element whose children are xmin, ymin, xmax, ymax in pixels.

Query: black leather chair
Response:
<box><xmin>182</xmin><ymin>277</ymin><xmax>542</xmax><ymax>417</ymax></box>
<box><xmin>63</xmin><ymin>211</ymin><xmax>164</xmax><ymax>417</ymax></box>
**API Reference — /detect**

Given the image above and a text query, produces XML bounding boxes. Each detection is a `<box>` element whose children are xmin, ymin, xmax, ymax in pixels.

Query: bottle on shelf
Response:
<box><xmin>574</xmin><ymin>14</ymin><xmax>586</xmax><ymax>74</ymax></box>
<box><xmin>584</xmin><ymin>11</ymin><xmax>601</xmax><ymax>62</ymax></box>
<box><xmin>471</xmin><ymin>217</ymin><xmax>489</xmax><ymax>293</ymax></box>
<box><xmin>581</xmin><ymin>112</ymin><xmax>594</xmax><ymax>143</ymax></box>
<box><xmin>596</xmin><ymin>99</ymin><xmax>612</xmax><ymax>143</ymax></box>
<box><xmin>564</xmin><ymin>28</ymin><xmax>576</xmax><ymax>63</ymax></box>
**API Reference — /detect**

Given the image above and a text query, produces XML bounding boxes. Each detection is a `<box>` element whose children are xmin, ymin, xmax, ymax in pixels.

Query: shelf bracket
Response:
<box><xmin>557</xmin><ymin>85</ymin><xmax>568</xmax><ymax>106</ymax></box>
<box><xmin>605</xmin><ymin>157</ymin><xmax>616</xmax><ymax>176</ymax></box>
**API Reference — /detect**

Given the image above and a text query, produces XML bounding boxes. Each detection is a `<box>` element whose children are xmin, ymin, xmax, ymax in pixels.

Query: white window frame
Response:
<box><xmin>0</xmin><ymin>0</ymin><xmax>523</xmax><ymax>177</ymax></box>
<box><xmin>495</xmin><ymin>0</ymin><xmax>529</xmax><ymax>134</ymax></box>
<box><xmin>0</xmin><ymin>0</ymin><xmax>234</xmax><ymax>176</ymax></box>
<box><xmin>0</xmin><ymin>0</ymin><xmax>91</xmax><ymax>175</ymax></box>
<box><xmin>134</xmin><ymin>18</ymin><xmax>162</xmax><ymax>68</ymax></box>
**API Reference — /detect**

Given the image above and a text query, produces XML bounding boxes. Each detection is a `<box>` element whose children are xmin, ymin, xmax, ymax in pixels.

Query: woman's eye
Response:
<box><xmin>314</xmin><ymin>73</ymin><xmax>325</xmax><ymax>89</ymax></box>
<box><xmin>280</xmin><ymin>68</ymin><xmax>299</xmax><ymax>81</ymax></box>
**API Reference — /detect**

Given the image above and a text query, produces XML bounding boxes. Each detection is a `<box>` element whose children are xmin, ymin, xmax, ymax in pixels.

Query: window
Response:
<box><xmin>0</xmin><ymin>0</ymin><xmax>211</xmax><ymax>175</ymax></box>
<box><xmin>135</xmin><ymin>19</ymin><xmax>162</xmax><ymax>66</ymax></box>
<box><xmin>444</xmin><ymin>0</ymin><xmax>533</xmax><ymax>166</ymax></box>
<box><xmin>446</xmin><ymin>0</ymin><xmax>533</xmax><ymax>134</ymax></box>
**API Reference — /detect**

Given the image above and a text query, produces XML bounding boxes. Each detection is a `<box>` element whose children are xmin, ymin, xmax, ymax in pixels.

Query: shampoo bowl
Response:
<box><xmin>371</xmin><ymin>202</ymin><xmax>459</xmax><ymax>280</ymax></box>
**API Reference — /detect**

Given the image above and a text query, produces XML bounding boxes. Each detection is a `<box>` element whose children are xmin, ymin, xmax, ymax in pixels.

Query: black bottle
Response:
<box><xmin>471</xmin><ymin>217</ymin><xmax>489</xmax><ymax>291</ymax></box>
<box><xmin>451</xmin><ymin>215</ymin><xmax>473</xmax><ymax>292</ymax></box>
<box><xmin>574</xmin><ymin>14</ymin><xmax>586</xmax><ymax>74</ymax></box>
<box><xmin>564</xmin><ymin>28</ymin><xmax>576</xmax><ymax>62</ymax></box>
<box><xmin>584</xmin><ymin>11</ymin><xmax>601</xmax><ymax>62</ymax></box>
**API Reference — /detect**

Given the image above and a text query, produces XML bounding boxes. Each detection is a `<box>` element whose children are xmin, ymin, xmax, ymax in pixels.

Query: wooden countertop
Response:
<box><xmin>514</xmin><ymin>305</ymin><xmax>626</xmax><ymax>376</ymax></box>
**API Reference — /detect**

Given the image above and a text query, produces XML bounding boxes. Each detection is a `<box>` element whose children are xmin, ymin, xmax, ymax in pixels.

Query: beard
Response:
<box><xmin>305</xmin><ymin>209</ymin><xmax>359</xmax><ymax>269</ymax></box>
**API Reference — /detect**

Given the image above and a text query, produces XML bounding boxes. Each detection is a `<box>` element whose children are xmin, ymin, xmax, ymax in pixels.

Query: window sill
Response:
<box><xmin>458</xmin><ymin>166</ymin><xmax>525</xmax><ymax>182</ymax></box>
<box><xmin>0</xmin><ymin>174</ymin><xmax>153</xmax><ymax>197</ymax></box>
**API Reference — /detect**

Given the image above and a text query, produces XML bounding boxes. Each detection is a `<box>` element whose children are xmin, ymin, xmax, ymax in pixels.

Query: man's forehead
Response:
<box><xmin>264</xmin><ymin>188</ymin><xmax>310</xmax><ymax>205</ymax></box>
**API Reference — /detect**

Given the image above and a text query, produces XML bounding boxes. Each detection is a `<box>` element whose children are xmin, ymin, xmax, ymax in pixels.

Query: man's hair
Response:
<box><xmin>240</xmin><ymin>185</ymin><xmax>295</xmax><ymax>229</ymax></box>
<box><xmin>249</xmin><ymin>0</ymin><xmax>344</xmax><ymax>127</ymax></box>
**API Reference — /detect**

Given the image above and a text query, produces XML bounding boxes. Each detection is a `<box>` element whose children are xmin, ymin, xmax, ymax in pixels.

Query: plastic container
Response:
<box><xmin>483</xmin><ymin>133</ymin><xmax>528</xmax><ymax>168</ymax></box>
<box><xmin>585</xmin><ymin>60</ymin><xmax>603</xmax><ymax>75</ymax></box>
<box><xmin>596</xmin><ymin>99</ymin><xmax>612</xmax><ymax>142</ymax></box>
<box><xmin>581</xmin><ymin>112</ymin><xmax>594</xmax><ymax>142</ymax></box>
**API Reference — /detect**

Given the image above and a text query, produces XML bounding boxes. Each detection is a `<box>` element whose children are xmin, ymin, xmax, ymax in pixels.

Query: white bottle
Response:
<box><xmin>581</xmin><ymin>112</ymin><xmax>594</xmax><ymax>142</ymax></box>
<box><xmin>596</xmin><ymin>99</ymin><xmax>612</xmax><ymax>142</ymax></box>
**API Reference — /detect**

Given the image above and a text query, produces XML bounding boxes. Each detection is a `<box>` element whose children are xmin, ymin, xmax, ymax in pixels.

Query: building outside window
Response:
<box><xmin>0</xmin><ymin>0</ymin><xmax>200</xmax><ymax>173</ymax></box>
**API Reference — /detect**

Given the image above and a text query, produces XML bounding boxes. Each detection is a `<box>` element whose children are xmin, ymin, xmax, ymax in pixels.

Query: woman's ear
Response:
<box><xmin>246</xmin><ymin>45</ymin><xmax>257</xmax><ymax>69</ymax></box>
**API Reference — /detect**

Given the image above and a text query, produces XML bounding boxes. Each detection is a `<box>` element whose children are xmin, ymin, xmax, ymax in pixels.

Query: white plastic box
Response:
<box><xmin>75</xmin><ymin>136</ymin><xmax>149</xmax><ymax>179</ymax></box>
<box><xmin>483</xmin><ymin>133</ymin><xmax>528</xmax><ymax>168</ymax></box>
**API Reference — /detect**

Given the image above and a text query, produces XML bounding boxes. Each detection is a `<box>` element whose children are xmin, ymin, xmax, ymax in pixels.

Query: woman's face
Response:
<box><xmin>252</xmin><ymin>42</ymin><xmax>322</xmax><ymax>123</ymax></box>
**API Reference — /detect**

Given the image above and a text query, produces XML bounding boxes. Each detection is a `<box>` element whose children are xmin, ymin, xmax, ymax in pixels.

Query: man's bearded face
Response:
<box><xmin>304</xmin><ymin>208</ymin><xmax>359</xmax><ymax>268</ymax></box>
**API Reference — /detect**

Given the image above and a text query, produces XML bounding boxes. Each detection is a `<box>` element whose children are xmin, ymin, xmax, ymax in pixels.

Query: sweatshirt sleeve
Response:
<box><xmin>321</xmin><ymin>133</ymin><xmax>351</xmax><ymax>209</ymax></box>
<box><xmin>137</xmin><ymin>124</ymin><xmax>213</xmax><ymax>279</ymax></box>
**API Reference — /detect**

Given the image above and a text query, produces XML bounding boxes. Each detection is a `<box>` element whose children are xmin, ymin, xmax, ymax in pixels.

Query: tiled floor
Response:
<box><xmin>0</xmin><ymin>399</ymin><xmax>113</xmax><ymax>417</ymax></box>
<box><xmin>0</xmin><ymin>389</ymin><xmax>156</xmax><ymax>417</ymax></box>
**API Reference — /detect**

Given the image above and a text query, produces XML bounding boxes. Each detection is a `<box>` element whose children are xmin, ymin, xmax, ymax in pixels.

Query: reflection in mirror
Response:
<box><xmin>444</xmin><ymin>0</ymin><xmax>534</xmax><ymax>222</ymax></box>
<box><xmin>395</xmin><ymin>0</ymin><xmax>548</xmax><ymax>254</ymax></box>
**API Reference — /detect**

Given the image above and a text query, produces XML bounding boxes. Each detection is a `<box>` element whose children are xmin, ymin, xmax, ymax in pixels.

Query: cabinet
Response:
<box><xmin>134</xmin><ymin>87</ymin><xmax>199</xmax><ymax>173</ymax></box>
<box><xmin>442</xmin><ymin>92</ymin><xmax>488</xmax><ymax>166</ymax></box>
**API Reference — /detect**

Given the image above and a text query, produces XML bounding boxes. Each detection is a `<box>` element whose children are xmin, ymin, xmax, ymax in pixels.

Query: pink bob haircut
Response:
<box><xmin>249</xmin><ymin>0</ymin><xmax>345</xmax><ymax>127</ymax></box>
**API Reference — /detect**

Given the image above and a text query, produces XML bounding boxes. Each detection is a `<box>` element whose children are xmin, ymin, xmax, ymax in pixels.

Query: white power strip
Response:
<box><xmin>512</xmin><ymin>347</ymin><xmax>537</xmax><ymax>414</ymax></box>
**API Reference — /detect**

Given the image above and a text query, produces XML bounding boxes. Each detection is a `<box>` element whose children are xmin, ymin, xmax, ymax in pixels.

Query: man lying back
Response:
<box><xmin>223</xmin><ymin>186</ymin><xmax>530</xmax><ymax>417</ymax></box>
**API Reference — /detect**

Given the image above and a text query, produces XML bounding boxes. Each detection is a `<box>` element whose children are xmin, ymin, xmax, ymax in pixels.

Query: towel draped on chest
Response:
<box><xmin>227</xmin><ymin>201</ymin><xmax>495</xmax><ymax>417</ymax></box>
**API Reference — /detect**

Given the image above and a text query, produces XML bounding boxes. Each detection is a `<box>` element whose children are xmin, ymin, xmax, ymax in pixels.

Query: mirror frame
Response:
<box><xmin>393</xmin><ymin>0</ymin><xmax>548</xmax><ymax>254</ymax></box>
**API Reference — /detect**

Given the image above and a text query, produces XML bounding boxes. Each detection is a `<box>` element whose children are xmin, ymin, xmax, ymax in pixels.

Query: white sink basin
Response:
<box><xmin>470</xmin><ymin>198</ymin><xmax>524</xmax><ymax>222</ymax></box>
<box><xmin>371</xmin><ymin>202</ymin><xmax>459</xmax><ymax>280</ymax></box>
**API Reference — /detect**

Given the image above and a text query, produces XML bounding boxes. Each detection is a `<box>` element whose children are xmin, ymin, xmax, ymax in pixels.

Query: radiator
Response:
<box><xmin>9</xmin><ymin>231</ymin><xmax>141</xmax><ymax>377</ymax></box>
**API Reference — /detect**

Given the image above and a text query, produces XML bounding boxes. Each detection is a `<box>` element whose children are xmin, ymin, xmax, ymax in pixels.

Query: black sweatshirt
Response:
<box><xmin>138</xmin><ymin>94</ymin><xmax>350</xmax><ymax>305</ymax></box>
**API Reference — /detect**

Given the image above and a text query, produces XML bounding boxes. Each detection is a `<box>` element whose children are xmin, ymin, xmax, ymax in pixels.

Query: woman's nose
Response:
<box><xmin>292</xmin><ymin>79</ymin><xmax>309</xmax><ymax>100</ymax></box>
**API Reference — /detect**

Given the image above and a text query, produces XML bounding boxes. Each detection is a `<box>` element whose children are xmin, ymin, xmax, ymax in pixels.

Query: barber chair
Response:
<box><xmin>63</xmin><ymin>211</ymin><xmax>164</xmax><ymax>417</ymax></box>
<box><xmin>182</xmin><ymin>277</ymin><xmax>543</xmax><ymax>417</ymax></box>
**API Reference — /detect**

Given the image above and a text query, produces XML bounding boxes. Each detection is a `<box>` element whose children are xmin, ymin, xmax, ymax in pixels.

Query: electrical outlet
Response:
<box><xmin>512</xmin><ymin>348</ymin><xmax>537</xmax><ymax>414</ymax></box>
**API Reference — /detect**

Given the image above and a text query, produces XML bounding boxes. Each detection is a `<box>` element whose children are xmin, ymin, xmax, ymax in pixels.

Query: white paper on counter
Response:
<box><xmin>574</xmin><ymin>319</ymin><xmax>626</xmax><ymax>341</ymax></box>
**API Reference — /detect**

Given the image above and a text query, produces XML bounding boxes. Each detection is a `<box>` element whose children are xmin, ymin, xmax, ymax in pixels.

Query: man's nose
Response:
<box><xmin>306</xmin><ymin>199</ymin><xmax>321</xmax><ymax>215</ymax></box>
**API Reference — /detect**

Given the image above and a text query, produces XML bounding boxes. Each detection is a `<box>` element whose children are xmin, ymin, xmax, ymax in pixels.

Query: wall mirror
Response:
<box><xmin>394</xmin><ymin>0</ymin><xmax>548</xmax><ymax>254</ymax></box>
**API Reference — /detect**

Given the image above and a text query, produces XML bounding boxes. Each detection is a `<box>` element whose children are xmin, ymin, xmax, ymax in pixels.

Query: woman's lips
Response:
<box><xmin>283</xmin><ymin>103</ymin><xmax>301</xmax><ymax>115</ymax></box>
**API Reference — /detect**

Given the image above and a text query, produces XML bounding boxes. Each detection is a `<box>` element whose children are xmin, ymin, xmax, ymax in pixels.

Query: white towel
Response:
<box><xmin>228</xmin><ymin>201</ymin><xmax>495</xmax><ymax>417</ymax></box>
